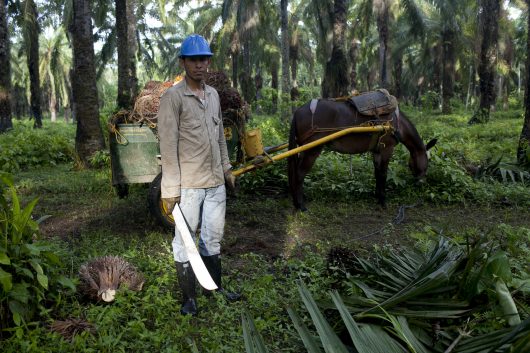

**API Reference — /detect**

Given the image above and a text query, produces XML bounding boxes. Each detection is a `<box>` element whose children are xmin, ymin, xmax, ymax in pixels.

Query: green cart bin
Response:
<box><xmin>109</xmin><ymin>123</ymin><xmax>160</xmax><ymax>187</ymax></box>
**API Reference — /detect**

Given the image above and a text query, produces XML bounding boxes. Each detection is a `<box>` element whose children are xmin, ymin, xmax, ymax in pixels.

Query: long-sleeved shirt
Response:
<box><xmin>158</xmin><ymin>79</ymin><xmax>231</xmax><ymax>198</ymax></box>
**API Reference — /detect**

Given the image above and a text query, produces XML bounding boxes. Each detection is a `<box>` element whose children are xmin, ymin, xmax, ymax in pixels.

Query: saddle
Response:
<box><xmin>348</xmin><ymin>89</ymin><xmax>397</xmax><ymax>117</ymax></box>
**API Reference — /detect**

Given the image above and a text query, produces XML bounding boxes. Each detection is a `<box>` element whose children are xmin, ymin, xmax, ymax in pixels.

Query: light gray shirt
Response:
<box><xmin>158</xmin><ymin>79</ymin><xmax>231</xmax><ymax>198</ymax></box>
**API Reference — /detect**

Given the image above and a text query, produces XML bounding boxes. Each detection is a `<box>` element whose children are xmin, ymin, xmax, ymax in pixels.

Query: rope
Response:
<box><xmin>108</xmin><ymin>110</ymin><xmax>132</xmax><ymax>145</ymax></box>
<box><xmin>345</xmin><ymin>203</ymin><xmax>418</xmax><ymax>243</ymax></box>
<box><xmin>108</xmin><ymin>123</ymin><xmax>129</xmax><ymax>145</ymax></box>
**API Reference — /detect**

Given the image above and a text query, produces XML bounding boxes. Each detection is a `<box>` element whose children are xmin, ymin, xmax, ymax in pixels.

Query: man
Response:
<box><xmin>158</xmin><ymin>34</ymin><xmax>238</xmax><ymax>316</ymax></box>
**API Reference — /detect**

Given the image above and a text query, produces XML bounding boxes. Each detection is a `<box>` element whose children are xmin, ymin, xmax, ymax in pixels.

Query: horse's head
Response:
<box><xmin>408</xmin><ymin>138</ymin><xmax>437</xmax><ymax>181</ymax></box>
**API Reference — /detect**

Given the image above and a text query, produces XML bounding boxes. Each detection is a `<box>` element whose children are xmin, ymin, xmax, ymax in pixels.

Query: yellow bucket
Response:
<box><xmin>243</xmin><ymin>129</ymin><xmax>264</xmax><ymax>158</ymax></box>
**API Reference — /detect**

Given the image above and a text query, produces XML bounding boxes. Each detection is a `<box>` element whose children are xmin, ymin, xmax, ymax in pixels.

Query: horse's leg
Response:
<box><xmin>372</xmin><ymin>147</ymin><xmax>394</xmax><ymax>207</ymax></box>
<box><xmin>293</xmin><ymin>147</ymin><xmax>323</xmax><ymax>211</ymax></box>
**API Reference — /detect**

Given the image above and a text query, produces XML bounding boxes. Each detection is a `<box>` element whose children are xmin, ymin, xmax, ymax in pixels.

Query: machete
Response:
<box><xmin>172</xmin><ymin>205</ymin><xmax>218</xmax><ymax>291</ymax></box>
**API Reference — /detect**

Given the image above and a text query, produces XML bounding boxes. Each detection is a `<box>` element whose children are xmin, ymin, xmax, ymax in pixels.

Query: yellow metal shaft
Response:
<box><xmin>232</xmin><ymin>125</ymin><xmax>392</xmax><ymax>177</ymax></box>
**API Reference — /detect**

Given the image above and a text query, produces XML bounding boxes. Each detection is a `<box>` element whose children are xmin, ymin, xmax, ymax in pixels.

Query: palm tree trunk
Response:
<box><xmin>469</xmin><ymin>0</ymin><xmax>500</xmax><ymax>124</ymax></box>
<box><xmin>374</xmin><ymin>0</ymin><xmax>389</xmax><ymax>88</ymax></box>
<box><xmin>431</xmin><ymin>43</ymin><xmax>442</xmax><ymax>97</ymax></box>
<box><xmin>230</xmin><ymin>31</ymin><xmax>239</xmax><ymax>89</ymax></box>
<box><xmin>70</xmin><ymin>0</ymin><xmax>105</xmax><ymax>166</ymax></box>
<box><xmin>518</xmin><ymin>0</ymin><xmax>530</xmax><ymax>165</ymax></box>
<box><xmin>271</xmin><ymin>61</ymin><xmax>279</xmax><ymax>113</ymax></box>
<box><xmin>465</xmin><ymin>65</ymin><xmax>473</xmax><ymax>111</ymax></box>
<box><xmin>392</xmin><ymin>57</ymin><xmax>402</xmax><ymax>100</ymax></box>
<box><xmin>280</xmin><ymin>0</ymin><xmax>290</xmax><ymax>96</ymax></box>
<box><xmin>24</xmin><ymin>0</ymin><xmax>43</xmax><ymax>128</ymax></box>
<box><xmin>441</xmin><ymin>28</ymin><xmax>455</xmax><ymax>114</ymax></box>
<box><xmin>231</xmin><ymin>51</ymin><xmax>239</xmax><ymax>89</ymax></box>
<box><xmin>116</xmin><ymin>0</ymin><xmax>138</xmax><ymax>109</ymax></box>
<box><xmin>240</xmin><ymin>41</ymin><xmax>253</xmax><ymax>102</ymax></box>
<box><xmin>47</xmin><ymin>64</ymin><xmax>57</xmax><ymax>122</ymax></box>
<box><xmin>349</xmin><ymin>38</ymin><xmax>360</xmax><ymax>92</ymax></box>
<box><xmin>239</xmin><ymin>2</ymin><xmax>258</xmax><ymax>103</ymax></box>
<box><xmin>290</xmin><ymin>29</ymin><xmax>299</xmax><ymax>102</ymax></box>
<box><xmin>0</xmin><ymin>0</ymin><xmax>12</xmax><ymax>132</ymax></box>
<box><xmin>321</xmin><ymin>0</ymin><xmax>349</xmax><ymax>98</ymax></box>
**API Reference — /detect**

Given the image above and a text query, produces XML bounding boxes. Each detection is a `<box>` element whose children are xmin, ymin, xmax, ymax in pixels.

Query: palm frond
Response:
<box><xmin>242</xmin><ymin>310</ymin><xmax>269</xmax><ymax>353</ymax></box>
<box><xmin>287</xmin><ymin>307</ymin><xmax>323</xmax><ymax>353</ymax></box>
<box><xmin>297</xmin><ymin>281</ymin><xmax>350</xmax><ymax>353</ymax></box>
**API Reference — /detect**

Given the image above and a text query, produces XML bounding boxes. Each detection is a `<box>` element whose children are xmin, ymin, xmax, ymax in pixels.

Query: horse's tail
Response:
<box><xmin>288</xmin><ymin>113</ymin><xmax>298</xmax><ymax>199</ymax></box>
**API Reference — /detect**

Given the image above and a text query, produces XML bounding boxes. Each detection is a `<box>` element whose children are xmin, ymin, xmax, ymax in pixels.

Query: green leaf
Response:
<box><xmin>8</xmin><ymin>283</ymin><xmax>30</xmax><ymax>304</ymax></box>
<box><xmin>23</xmin><ymin>243</ymin><xmax>41</xmax><ymax>256</ymax></box>
<box><xmin>242</xmin><ymin>310</ymin><xmax>269</xmax><ymax>353</ymax></box>
<box><xmin>35</xmin><ymin>215</ymin><xmax>52</xmax><ymax>224</ymax></box>
<box><xmin>495</xmin><ymin>279</ymin><xmax>521</xmax><ymax>326</ymax></box>
<box><xmin>37</xmin><ymin>274</ymin><xmax>49</xmax><ymax>289</ymax></box>
<box><xmin>297</xmin><ymin>281</ymin><xmax>349</xmax><ymax>353</ymax></box>
<box><xmin>0</xmin><ymin>251</ymin><xmax>10</xmax><ymax>265</ymax></box>
<box><xmin>386</xmin><ymin>316</ymin><xmax>429</xmax><ymax>353</ymax></box>
<box><xmin>12</xmin><ymin>311</ymin><xmax>22</xmax><ymax>326</ymax></box>
<box><xmin>0</xmin><ymin>172</ymin><xmax>14</xmax><ymax>187</ymax></box>
<box><xmin>8</xmin><ymin>300</ymin><xmax>26</xmax><ymax>326</ymax></box>
<box><xmin>330</xmin><ymin>291</ymin><xmax>406</xmax><ymax>353</ymax></box>
<box><xmin>58</xmin><ymin>276</ymin><xmax>76</xmax><ymax>291</ymax></box>
<box><xmin>0</xmin><ymin>267</ymin><xmax>13</xmax><ymax>292</ymax></box>
<box><xmin>486</xmin><ymin>251</ymin><xmax>511</xmax><ymax>282</ymax></box>
<box><xmin>287</xmin><ymin>307</ymin><xmax>323</xmax><ymax>353</ymax></box>
<box><xmin>29</xmin><ymin>259</ymin><xmax>44</xmax><ymax>275</ymax></box>
<box><xmin>43</xmin><ymin>251</ymin><xmax>62</xmax><ymax>265</ymax></box>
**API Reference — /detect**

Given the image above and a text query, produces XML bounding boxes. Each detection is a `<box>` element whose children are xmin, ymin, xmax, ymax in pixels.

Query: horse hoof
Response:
<box><xmin>294</xmin><ymin>205</ymin><xmax>308</xmax><ymax>212</ymax></box>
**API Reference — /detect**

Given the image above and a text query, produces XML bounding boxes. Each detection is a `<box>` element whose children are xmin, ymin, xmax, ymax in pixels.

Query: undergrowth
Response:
<box><xmin>1</xmin><ymin>108</ymin><xmax>528</xmax><ymax>351</ymax></box>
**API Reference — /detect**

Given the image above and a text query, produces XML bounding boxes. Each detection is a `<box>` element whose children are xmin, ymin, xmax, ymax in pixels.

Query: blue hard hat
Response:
<box><xmin>179</xmin><ymin>34</ymin><xmax>213</xmax><ymax>58</ymax></box>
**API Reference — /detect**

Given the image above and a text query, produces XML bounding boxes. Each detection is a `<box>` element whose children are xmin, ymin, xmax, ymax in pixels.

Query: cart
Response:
<box><xmin>109</xmin><ymin>122</ymin><xmax>392</xmax><ymax>228</ymax></box>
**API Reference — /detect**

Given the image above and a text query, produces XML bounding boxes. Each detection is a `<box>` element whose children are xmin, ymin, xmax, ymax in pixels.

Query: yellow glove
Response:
<box><xmin>162</xmin><ymin>197</ymin><xmax>180</xmax><ymax>215</ymax></box>
<box><xmin>224</xmin><ymin>169</ymin><xmax>237</xmax><ymax>193</ymax></box>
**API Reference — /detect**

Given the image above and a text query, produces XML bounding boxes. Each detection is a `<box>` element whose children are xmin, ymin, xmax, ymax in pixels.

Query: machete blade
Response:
<box><xmin>172</xmin><ymin>205</ymin><xmax>218</xmax><ymax>291</ymax></box>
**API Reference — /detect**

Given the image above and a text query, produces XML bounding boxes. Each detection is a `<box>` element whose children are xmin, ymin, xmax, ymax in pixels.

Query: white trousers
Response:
<box><xmin>172</xmin><ymin>184</ymin><xmax>226</xmax><ymax>262</ymax></box>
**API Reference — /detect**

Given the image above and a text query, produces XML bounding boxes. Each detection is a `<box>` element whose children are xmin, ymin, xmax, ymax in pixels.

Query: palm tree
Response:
<box><xmin>39</xmin><ymin>27</ymin><xmax>71</xmax><ymax>122</ymax></box>
<box><xmin>518</xmin><ymin>0</ymin><xmax>530</xmax><ymax>165</ymax></box>
<box><xmin>322</xmin><ymin>0</ymin><xmax>350</xmax><ymax>98</ymax></box>
<box><xmin>426</xmin><ymin>0</ymin><xmax>464</xmax><ymax>114</ymax></box>
<box><xmin>116</xmin><ymin>0</ymin><xmax>138</xmax><ymax>109</ymax></box>
<box><xmin>289</xmin><ymin>12</ymin><xmax>314</xmax><ymax>102</ymax></box>
<box><xmin>0</xmin><ymin>0</ymin><xmax>12</xmax><ymax>132</ymax></box>
<box><xmin>281</xmin><ymin>0</ymin><xmax>290</xmax><ymax>98</ymax></box>
<box><xmin>69</xmin><ymin>0</ymin><xmax>105</xmax><ymax>166</ymax></box>
<box><xmin>373</xmin><ymin>0</ymin><xmax>391</xmax><ymax>88</ymax></box>
<box><xmin>23</xmin><ymin>0</ymin><xmax>43</xmax><ymax>128</ymax></box>
<box><xmin>237</xmin><ymin>1</ymin><xmax>259</xmax><ymax>103</ymax></box>
<box><xmin>9</xmin><ymin>38</ymin><xmax>30</xmax><ymax>120</ymax></box>
<box><xmin>469</xmin><ymin>0</ymin><xmax>501</xmax><ymax>124</ymax></box>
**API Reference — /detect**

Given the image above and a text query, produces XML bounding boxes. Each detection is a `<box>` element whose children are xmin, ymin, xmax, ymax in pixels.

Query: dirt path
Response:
<box><xmin>38</xmin><ymin>188</ymin><xmax>530</xmax><ymax>261</ymax></box>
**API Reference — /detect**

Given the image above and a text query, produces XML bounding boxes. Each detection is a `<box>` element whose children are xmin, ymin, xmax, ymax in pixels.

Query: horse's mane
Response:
<box><xmin>397</xmin><ymin>110</ymin><xmax>426</xmax><ymax>151</ymax></box>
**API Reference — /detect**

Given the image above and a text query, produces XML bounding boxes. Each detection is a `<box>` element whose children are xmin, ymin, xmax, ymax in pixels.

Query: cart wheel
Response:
<box><xmin>115</xmin><ymin>183</ymin><xmax>129</xmax><ymax>198</ymax></box>
<box><xmin>148</xmin><ymin>173</ymin><xmax>175</xmax><ymax>229</ymax></box>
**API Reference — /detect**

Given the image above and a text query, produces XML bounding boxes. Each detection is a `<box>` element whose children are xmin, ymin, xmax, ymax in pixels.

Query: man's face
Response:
<box><xmin>180</xmin><ymin>56</ymin><xmax>211</xmax><ymax>82</ymax></box>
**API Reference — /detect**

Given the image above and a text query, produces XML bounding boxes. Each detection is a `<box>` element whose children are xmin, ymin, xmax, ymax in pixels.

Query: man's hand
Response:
<box><xmin>224</xmin><ymin>169</ymin><xmax>237</xmax><ymax>193</ymax></box>
<box><xmin>162</xmin><ymin>197</ymin><xmax>180</xmax><ymax>215</ymax></box>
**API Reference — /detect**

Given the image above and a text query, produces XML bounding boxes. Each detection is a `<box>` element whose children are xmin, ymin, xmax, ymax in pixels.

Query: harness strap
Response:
<box><xmin>298</xmin><ymin>126</ymin><xmax>319</xmax><ymax>145</ymax></box>
<box><xmin>393</xmin><ymin>106</ymin><xmax>402</xmax><ymax>143</ymax></box>
<box><xmin>296</xmin><ymin>98</ymin><xmax>320</xmax><ymax>145</ymax></box>
<box><xmin>368</xmin><ymin>131</ymin><xmax>382</xmax><ymax>152</ymax></box>
<box><xmin>309</xmin><ymin>99</ymin><xmax>319</xmax><ymax>115</ymax></box>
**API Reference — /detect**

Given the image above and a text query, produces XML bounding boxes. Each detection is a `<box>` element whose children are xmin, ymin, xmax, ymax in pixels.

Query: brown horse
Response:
<box><xmin>288</xmin><ymin>98</ymin><xmax>436</xmax><ymax>211</ymax></box>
